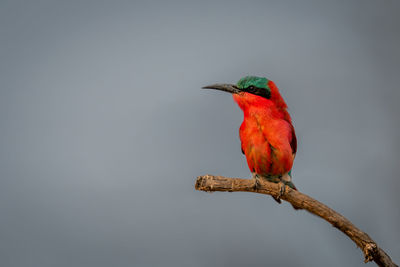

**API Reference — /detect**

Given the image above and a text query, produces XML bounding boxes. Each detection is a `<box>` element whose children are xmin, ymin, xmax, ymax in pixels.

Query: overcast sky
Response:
<box><xmin>1</xmin><ymin>0</ymin><xmax>399</xmax><ymax>266</ymax></box>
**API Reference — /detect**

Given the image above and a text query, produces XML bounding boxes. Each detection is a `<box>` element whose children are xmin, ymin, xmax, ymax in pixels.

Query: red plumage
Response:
<box><xmin>232</xmin><ymin>80</ymin><xmax>296</xmax><ymax>177</ymax></box>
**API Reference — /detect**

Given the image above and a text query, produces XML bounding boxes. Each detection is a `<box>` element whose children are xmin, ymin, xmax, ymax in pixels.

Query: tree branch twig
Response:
<box><xmin>195</xmin><ymin>174</ymin><xmax>398</xmax><ymax>267</ymax></box>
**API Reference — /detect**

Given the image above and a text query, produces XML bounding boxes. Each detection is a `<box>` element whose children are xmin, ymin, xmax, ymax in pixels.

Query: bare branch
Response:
<box><xmin>195</xmin><ymin>175</ymin><xmax>398</xmax><ymax>267</ymax></box>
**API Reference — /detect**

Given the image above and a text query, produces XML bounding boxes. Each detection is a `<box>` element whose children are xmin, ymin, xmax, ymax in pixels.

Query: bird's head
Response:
<box><xmin>203</xmin><ymin>75</ymin><xmax>287</xmax><ymax>109</ymax></box>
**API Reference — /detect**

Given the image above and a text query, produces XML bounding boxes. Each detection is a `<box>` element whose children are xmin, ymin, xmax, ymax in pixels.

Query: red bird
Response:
<box><xmin>203</xmin><ymin>76</ymin><xmax>297</xmax><ymax>202</ymax></box>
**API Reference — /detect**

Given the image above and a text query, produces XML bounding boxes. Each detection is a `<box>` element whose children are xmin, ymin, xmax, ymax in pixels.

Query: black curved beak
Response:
<box><xmin>202</xmin><ymin>83</ymin><xmax>240</xmax><ymax>94</ymax></box>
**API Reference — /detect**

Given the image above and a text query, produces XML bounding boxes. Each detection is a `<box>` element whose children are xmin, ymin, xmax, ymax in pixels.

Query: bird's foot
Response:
<box><xmin>252</xmin><ymin>173</ymin><xmax>261</xmax><ymax>191</ymax></box>
<box><xmin>272</xmin><ymin>181</ymin><xmax>286</xmax><ymax>204</ymax></box>
<box><xmin>253</xmin><ymin>174</ymin><xmax>290</xmax><ymax>205</ymax></box>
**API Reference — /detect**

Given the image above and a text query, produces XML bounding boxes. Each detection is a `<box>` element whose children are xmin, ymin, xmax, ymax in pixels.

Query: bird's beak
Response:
<box><xmin>202</xmin><ymin>83</ymin><xmax>240</xmax><ymax>94</ymax></box>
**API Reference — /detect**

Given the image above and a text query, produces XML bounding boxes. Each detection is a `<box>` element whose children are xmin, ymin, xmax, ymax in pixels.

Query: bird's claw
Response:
<box><xmin>253</xmin><ymin>174</ymin><xmax>260</xmax><ymax>191</ymax></box>
<box><xmin>272</xmin><ymin>181</ymin><xmax>286</xmax><ymax>204</ymax></box>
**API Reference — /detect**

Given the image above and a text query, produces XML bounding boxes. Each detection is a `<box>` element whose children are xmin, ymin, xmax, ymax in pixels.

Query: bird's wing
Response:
<box><xmin>289</xmin><ymin>124</ymin><xmax>297</xmax><ymax>155</ymax></box>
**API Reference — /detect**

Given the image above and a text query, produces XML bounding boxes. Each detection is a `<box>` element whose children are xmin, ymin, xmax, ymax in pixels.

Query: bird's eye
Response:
<box><xmin>247</xmin><ymin>86</ymin><xmax>256</xmax><ymax>92</ymax></box>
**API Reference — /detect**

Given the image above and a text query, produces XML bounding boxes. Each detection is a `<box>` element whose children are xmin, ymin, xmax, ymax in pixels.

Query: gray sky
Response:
<box><xmin>1</xmin><ymin>0</ymin><xmax>399</xmax><ymax>266</ymax></box>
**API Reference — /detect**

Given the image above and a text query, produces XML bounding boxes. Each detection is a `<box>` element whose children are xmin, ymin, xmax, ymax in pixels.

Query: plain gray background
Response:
<box><xmin>1</xmin><ymin>0</ymin><xmax>399</xmax><ymax>266</ymax></box>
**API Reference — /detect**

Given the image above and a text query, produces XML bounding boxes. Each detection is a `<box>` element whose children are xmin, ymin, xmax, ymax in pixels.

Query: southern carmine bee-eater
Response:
<box><xmin>203</xmin><ymin>76</ymin><xmax>297</xmax><ymax>203</ymax></box>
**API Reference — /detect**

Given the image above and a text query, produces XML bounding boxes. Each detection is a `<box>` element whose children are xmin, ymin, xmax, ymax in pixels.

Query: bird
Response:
<box><xmin>203</xmin><ymin>76</ymin><xmax>297</xmax><ymax>203</ymax></box>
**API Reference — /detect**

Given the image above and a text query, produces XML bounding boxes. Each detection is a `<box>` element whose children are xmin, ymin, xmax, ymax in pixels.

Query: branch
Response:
<box><xmin>195</xmin><ymin>175</ymin><xmax>398</xmax><ymax>267</ymax></box>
